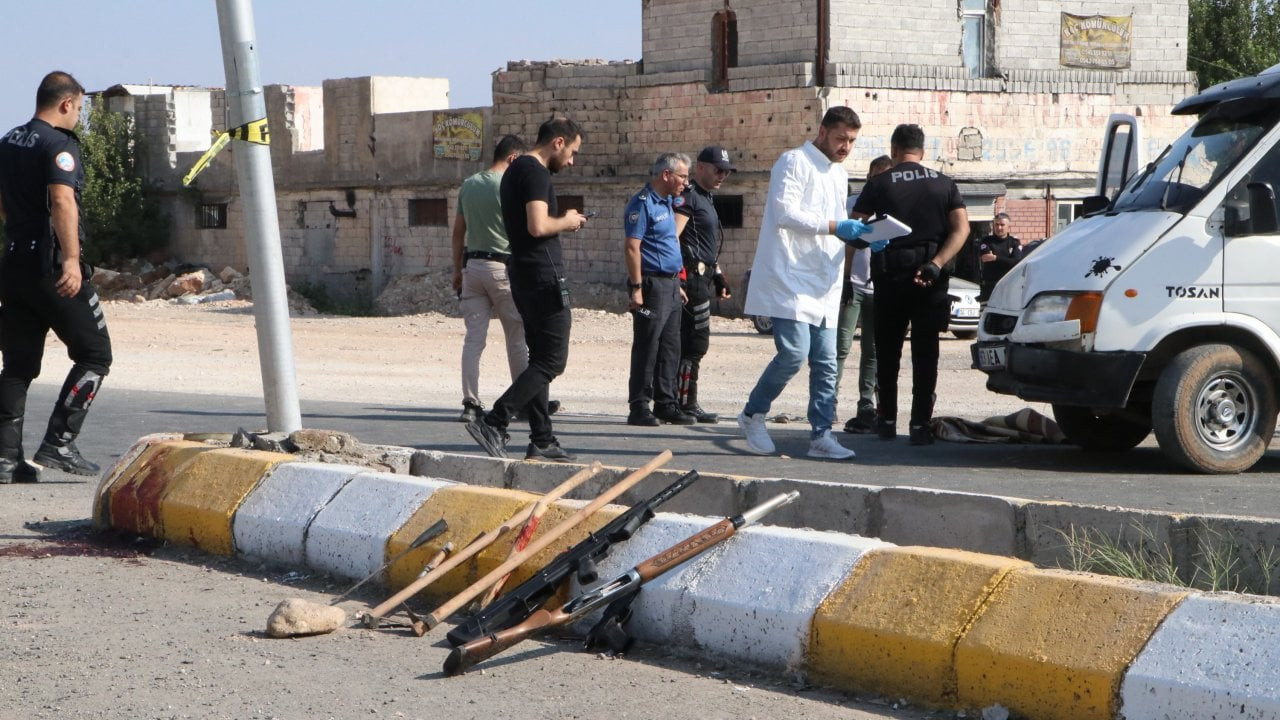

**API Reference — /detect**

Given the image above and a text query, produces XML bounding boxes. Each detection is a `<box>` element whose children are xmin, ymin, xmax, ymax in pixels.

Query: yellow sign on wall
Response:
<box><xmin>1060</xmin><ymin>13</ymin><xmax>1132</xmax><ymax>69</ymax></box>
<box><xmin>433</xmin><ymin>111</ymin><xmax>484</xmax><ymax>162</ymax></box>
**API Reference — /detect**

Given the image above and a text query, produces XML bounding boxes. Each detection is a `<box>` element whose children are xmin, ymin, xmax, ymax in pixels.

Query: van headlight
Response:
<box><xmin>1022</xmin><ymin>292</ymin><xmax>1102</xmax><ymax>332</ymax></box>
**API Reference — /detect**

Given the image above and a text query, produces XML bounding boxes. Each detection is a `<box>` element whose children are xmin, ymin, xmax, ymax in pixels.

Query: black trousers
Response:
<box><xmin>488</xmin><ymin>277</ymin><xmax>570</xmax><ymax>446</ymax></box>
<box><xmin>678</xmin><ymin>270</ymin><xmax>713</xmax><ymax>406</ymax></box>
<box><xmin>872</xmin><ymin>277</ymin><xmax>950</xmax><ymax>428</ymax></box>
<box><xmin>628</xmin><ymin>275</ymin><xmax>682</xmax><ymax>408</ymax></box>
<box><xmin>0</xmin><ymin>264</ymin><xmax>113</xmax><ymax>450</ymax></box>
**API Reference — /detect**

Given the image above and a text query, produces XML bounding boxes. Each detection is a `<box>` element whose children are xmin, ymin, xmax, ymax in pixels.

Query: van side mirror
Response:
<box><xmin>1080</xmin><ymin>195</ymin><xmax>1110</xmax><ymax>216</ymax></box>
<box><xmin>1247</xmin><ymin>182</ymin><xmax>1278</xmax><ymax>234</ymax></box>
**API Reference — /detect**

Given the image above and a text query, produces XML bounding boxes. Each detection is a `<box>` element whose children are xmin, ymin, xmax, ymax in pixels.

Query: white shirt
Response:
<box><xmin>744</xmin><ymin>140</ymin><xmax>850</xmax><ymax>326</ymax></box>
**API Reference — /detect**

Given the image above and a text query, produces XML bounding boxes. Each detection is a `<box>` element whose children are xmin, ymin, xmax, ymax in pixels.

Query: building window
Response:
<box><xmin>408</xmin><ymin>198</ymin><xmax>448</xmax><ymax>227</ymax></box>
<box><xmin>1055</xmin><ymin>201</ymin><xmax>1083</xmax><ymax>233</ymax></box>
<box><xmin>197</xmin><ymin>203</ymin><xmax>228</xmax><ymax>229</ymax></box>
<box><xmin>711</xmin><ymin>9</ymin><xmax>739</xmax><ymax>91</ymax></box>
<box><xmin>713</xmin><ymin>195</ymin><xmax>744</xmax><ymax>229</ymax></box>
<box><xmin>961</xmin><ymin>0</ymin><xmax>989</xmax><ymax>78</ymax></box>
<box><xmin>557</xmin><ymin>194</ymin><xmax>585</xmax><ymax>215</ymax></box>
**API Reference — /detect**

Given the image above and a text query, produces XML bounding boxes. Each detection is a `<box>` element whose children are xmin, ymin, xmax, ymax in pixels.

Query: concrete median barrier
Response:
<box><xmin>95</xmin><ymin>437</ymin><xmax>1280</xmax><ymax>718</ymax></box>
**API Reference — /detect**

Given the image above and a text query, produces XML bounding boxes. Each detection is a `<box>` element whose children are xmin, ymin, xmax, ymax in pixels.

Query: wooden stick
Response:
<box><xmin>477</xmin><ymin>488</ymin><xmax>554</xmax><ymax>609</ymax></box>
<box><xmin>362</xmin><ymin>461</ymin><xmax>602</xmax><ymax>625</ymax></box>
<box><xmin>423</xmin><ymin>450</ymin><xmax>673</xmax><ymax>632</ymax></box>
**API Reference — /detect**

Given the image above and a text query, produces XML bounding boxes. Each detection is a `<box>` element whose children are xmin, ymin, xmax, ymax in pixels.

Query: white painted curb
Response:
<box><xmin>303</xmin><ymin>472</ymin><xmax>454</xmax><ymax>582</ymax></box>
<box><xmin>1119</xmin><ymin>593</ymin><xmax>1280</xmax><ymax>719</ymax></box>
<box><xmin>233</xmin><ymin>462</ymin><xmax>368</xmax><ymax>567</ymax></box>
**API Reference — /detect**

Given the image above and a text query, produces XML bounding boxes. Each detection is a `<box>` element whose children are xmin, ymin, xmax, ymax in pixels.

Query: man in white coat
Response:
<box><xmin>738</xmin><ymin>106</ymin><xmax>871</xmax><ymax>459</ymax></box>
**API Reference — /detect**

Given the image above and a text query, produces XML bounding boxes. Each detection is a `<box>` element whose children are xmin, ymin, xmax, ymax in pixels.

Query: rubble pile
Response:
<box><xmin>92</xmin><ymin>259</ymin><xmax>318</xmax><ymax>315</ymax></box>
<box><xmin>374</xmin><ymin>268</ymin><xmax>631</xmax><ymax>317</ymax></box>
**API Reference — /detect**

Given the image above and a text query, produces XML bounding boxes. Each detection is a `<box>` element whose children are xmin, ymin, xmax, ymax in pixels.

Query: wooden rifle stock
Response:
<box><xmin>362</xmin><ymin>461</ymin><xmax>601</xmax><ymax>626</ymax></box>
<box><xmin>442</xmin><ymin>490</ymin><xmax>799</xmax><ymax>674</ymax></box>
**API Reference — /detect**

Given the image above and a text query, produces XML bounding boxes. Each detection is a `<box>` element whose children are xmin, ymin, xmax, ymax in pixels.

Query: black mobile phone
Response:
<box><xmin>583</xmin><ymin>211</ymin><xmax>597</xmax><ymax>218</ymax></box>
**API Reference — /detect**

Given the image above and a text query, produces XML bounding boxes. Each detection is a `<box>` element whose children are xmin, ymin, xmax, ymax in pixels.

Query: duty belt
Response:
<box><xmin>465</xmin><ymin>250</ymin><xmax>510</xmax><ymax>262</ymax></box>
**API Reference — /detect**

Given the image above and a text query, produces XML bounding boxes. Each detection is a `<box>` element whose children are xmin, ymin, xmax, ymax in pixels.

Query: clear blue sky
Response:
<box><xmin>0</xmin><ymin>1</ymin><xmax>640</xmax><ymax>126</ymax></box>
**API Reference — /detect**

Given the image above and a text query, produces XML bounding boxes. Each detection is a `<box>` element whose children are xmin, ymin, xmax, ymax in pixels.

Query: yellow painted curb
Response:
<box><xmin>106</xmin><ymin>441</ymin><xmax>213</xmax><ymax>537</ymax></box>
<box><xmin>386</xmin><ymin>485</ymin><xmax>539</xmax><ymax>600</ymax></box>
<box><xmin>809</xmin><ymin>546</ymin><xmax>1031</xmax><ymax>706</ymax></box>
<box><xmin>954</xmin><ymin>568</ymin><xmax>1186</xmax><ymax>720</ymax></box>
<box><xmin>159</xmin><ymin>448</ymin><xmax>291</xmax><ymax>555</ymax></box>
<box><xmin>93</xmin><ymin>433</ymin><xmax>184</xmax><ymax>528</ymax></box>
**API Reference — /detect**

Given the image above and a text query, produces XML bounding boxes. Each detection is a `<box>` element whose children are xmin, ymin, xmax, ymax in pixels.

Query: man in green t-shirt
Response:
<box><xmin>451</xmin><ymin>135</ymin><xmax>530</xmax><ymax>423</ymax></box>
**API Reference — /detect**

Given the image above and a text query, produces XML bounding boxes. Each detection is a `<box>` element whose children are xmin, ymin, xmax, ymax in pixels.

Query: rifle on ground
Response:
<box><xmin>424</xmin><ymin>451</ymin><xmax>678</xmax><ymax>634</ymax></box>
<box><xmin>444</xmin><ymin>465</ymin><xmax>700</xmax><ymax>647</ymax></box>
<box><xmin>443</xmin><ymin>491</ymin><xmax>799</xmax><ymax>675</ymax></box>
<box><xmin>360</xmin><ymin>461</ymin><xmax>601</xmax><ymax>629</ymax></box>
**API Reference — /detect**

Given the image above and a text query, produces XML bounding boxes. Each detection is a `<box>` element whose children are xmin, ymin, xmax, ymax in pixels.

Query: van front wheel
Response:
<box><xmin>1152</xmin><ymin>344</ymin><xmax>1277</xmax><ymax>474</ymax></box>
<box><xmin>1052</xmin><ymin>404</ymin><xmax>1151</xmax><ymax>451</ymax></box>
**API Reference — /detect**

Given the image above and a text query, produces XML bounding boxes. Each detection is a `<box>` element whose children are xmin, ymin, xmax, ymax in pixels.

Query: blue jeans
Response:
<box><xmin>743</xmin><ymin>317</ymin><xmax>837</xmax><ymax>438</ymax></box>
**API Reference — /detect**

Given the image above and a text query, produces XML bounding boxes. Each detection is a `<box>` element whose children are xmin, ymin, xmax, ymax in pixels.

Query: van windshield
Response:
<box><xmin>1112</xmin><ymin>102</ymin><xmax>1280</xmax><ymax>213</ymax></box>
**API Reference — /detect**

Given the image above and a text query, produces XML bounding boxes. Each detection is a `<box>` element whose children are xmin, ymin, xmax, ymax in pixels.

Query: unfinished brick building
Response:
<box><xmin>112</xmin><ymin>0</ymin><xmax>1199</xmax><ymax>304</ymax></box>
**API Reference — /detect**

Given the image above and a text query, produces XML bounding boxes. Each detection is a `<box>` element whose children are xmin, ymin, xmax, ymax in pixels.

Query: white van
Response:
<box><xmin>973</xmin><ymin>66</ymin><xmax>1280</xmax><ymax>474</ymax></box>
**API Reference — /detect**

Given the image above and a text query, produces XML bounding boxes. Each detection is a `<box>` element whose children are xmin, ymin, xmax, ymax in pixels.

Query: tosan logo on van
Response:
<box><xmin>1166</xmin><ymin>285</ymin><xmax>1221</xmax><ymax>299</ymax></box>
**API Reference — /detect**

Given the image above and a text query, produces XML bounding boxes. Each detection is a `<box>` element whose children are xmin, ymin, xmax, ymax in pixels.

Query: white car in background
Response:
<box><xmin>743</xmin><ymin>270</ymin><xmax>981</xmax><ymax>339</ymax></box>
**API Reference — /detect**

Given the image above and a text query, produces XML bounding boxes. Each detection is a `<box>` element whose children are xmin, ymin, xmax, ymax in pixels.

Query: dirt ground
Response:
<box><xmin>71</xmin><ymin>298</ymin><xmax>1046</xmax><ymax>425</ymax></box>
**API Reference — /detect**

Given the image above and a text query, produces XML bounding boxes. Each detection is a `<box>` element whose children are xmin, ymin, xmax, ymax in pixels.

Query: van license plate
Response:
<box><xmin>977</xmin><ymin>345</ymin><xmax>1007</xmax><ymax>370</ymax></box>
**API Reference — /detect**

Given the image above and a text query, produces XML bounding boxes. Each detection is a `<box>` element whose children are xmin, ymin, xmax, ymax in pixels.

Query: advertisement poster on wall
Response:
<box><xmin>433</xmin><ymin>112</ymin><xmax>484</xmax><ymax>161</ymax></box>
<box><xmin>1060</xmin><ymin>13</ymin><xmax>1132</xmax><ymax>69</ymax></box>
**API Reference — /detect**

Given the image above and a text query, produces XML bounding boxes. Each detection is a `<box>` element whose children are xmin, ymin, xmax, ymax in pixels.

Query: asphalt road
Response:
<box><xmin>77</xmin><ymin>385</ymin><xmax>1280</xmax><ymax>520</ymax></box>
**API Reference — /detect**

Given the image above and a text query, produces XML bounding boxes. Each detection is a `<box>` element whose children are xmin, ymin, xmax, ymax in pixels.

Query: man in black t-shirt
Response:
<box><xmin>466</xmin><ymin>117</ymin><xmax>588</xmax><ymax>461</ymax></box>
<box><xmin>673</xmin><ymin>145</ymin><xmax>734</xmax><ymax>423</ymax></box>
<box><xmin>852</xmin><ymin>124</ymin><xmax>968</xmax><ymax>446</ymax></box>
<box><xmin>0</xmin><ymin>71</ymin><xmax>113</xmax><ymax>482</ymax></box>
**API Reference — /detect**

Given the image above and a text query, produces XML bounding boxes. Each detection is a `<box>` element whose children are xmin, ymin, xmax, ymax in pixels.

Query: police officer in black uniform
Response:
<box><xmin>0</xmin><ymin>71</ymin><xmax>112</xmax><ymax>482</ymax></box>
<box><xmin>851</xmin><ymin>124</ymin><xmax>968</xmax><ymax>446</ymax></box>
<box><xmin>673</xmin><ymin>145</ymin><xmax>734</xmax><ymax>423</ymax></box>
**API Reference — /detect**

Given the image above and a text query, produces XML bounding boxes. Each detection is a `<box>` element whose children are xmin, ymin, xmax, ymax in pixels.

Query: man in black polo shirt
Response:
<box><xmin>465</xmin><ymin>117</ymin><xmax>587</xmax><ymax>461</ymax></box>
<box><xmin>0</xmin><ymin>71</ymin><xmax>113</xmax><ymax>482</ymax></box>
<box><xmin>674</xmin><ymin>145</ymin><xmax>735</xmax><ymax>423</ymax></box>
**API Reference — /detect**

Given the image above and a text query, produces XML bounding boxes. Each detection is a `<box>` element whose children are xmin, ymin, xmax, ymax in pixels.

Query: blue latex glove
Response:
<box><xmin>834</xmin><ymin>218</ymin><xmax>871</xmax><ymax>242</ymax></box>
<box><xmin>869</xmin><ymin>238</ymin><xmax>890</xmax><ymax>253</ymax></box>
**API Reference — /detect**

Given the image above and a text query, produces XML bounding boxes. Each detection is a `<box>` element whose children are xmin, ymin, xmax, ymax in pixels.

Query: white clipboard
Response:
<box><xmin>862</xmin><ymin>214</ymin><xmax>912</xmax><ymax>244</ymax></box>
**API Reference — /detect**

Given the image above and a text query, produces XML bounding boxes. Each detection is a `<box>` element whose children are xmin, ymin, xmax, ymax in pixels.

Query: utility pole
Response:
<box><xmin>214</xmin><ymin>0</ymin><xmax>302</xmax><ymax>432</ymax></box>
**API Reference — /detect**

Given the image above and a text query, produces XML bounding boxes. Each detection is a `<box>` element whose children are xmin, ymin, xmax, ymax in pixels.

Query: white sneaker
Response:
<box><xmin>737</xmin><ymin>412</ymin><xmax>775</xmax><ymax>455</ymax></box>
<box><xmin>808</xmin><ymin>430</ymin><xmax>856</xmax><ymax>460</ymax></box>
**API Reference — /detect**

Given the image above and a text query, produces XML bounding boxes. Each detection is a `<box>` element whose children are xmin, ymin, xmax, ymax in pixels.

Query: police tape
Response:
<box><xmin>181</xmin><ymin>117</ymin><xmax>270</xmax><ymax>187</ymax></box>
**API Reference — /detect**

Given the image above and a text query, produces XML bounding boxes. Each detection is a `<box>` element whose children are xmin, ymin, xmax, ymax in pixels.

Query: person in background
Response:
<box><xmin>975</xmin><ymin>212</ymin><xmax>1021</xmax><ymax>302</ymax></box>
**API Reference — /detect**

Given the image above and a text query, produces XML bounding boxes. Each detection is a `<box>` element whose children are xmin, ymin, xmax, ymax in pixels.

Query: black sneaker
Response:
<box><xmin>32</xmin><ymin>442</ymin><xmax>101</xmax><ymax>476</ymax></box>
<box><xmin>909</xmin><ymin>424</ymin><xmax>934</xmax><ymax>446</ymax></box>
<box><xmin>525</xmin><ymin>441</ymin><xmax>576</xmax><ymax>463</ymax></box>
<box><xmin>876</xmin><ymin>418</ymin><xmax>897</xmax><ymax>441</ymax></box>
<box><xmin>0</xmin><ymin>458</ymin><xmax>39</xmax><ymax>484</ymax></box>
<box><xmin>626</xmin><ymin>409</ymin><xmax>660</xmax><ymax>427</ymax></box>
<box><xmin>653</xmin><ymin>405</ymin><xmax>696</xmax><ymax>425</ymax></box>
<box><xmin>458</xmin><ymin>401</ymin><xmax>483</xmax><ymax>423</ymax></box>
<box><xmin>464</xmin><ymin>418</ymin><xmax>509</xmax><ymax>458</ymax></box>
<box><xmin>681</xmin><ymin>404</ymin><xmax>719</xmax><ymax>424</ymax></box>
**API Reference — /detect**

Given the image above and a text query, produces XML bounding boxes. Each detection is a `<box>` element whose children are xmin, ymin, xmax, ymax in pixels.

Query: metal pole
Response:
<box><xmin>214</xmin><ymin>0</ymin><xmax>302</xmax><ymax>432</ymax></box>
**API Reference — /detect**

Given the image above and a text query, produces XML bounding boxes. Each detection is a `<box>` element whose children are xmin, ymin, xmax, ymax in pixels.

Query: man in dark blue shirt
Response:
<box><xmin>466</xmin><ymin>117</ymin><xmax>587</xmax><ymax>461</ymax></box>
<box><xmin>623</xmin><ymin>152</ymin><xmax>693</xmax><ymax>426</ymax></box>
<box><xmin>674</xmin><ymin>145</ymin><xmax>734</xmax><ymax>423</ymax></box>
<box><xmin>0</xmin><ymin>71</ymin><xmax>113</xmax><ymax>482</ymax></box>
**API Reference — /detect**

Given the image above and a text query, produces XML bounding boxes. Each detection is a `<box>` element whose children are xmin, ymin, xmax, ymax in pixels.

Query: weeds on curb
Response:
<box><xmin>1056</xmin><ymin>523</ymin><xmax>1280</xmax><ymax>595</ymax></box>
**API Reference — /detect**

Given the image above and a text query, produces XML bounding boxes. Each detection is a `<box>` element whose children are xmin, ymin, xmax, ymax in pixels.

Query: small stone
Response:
<box><xmin>219</xmin><ymin>266</ymin><xmax>243</xmax><ymax>284</ymax></box>
<box><xmin>265</xmin><ymin>598</ymin><xmax>346</xmax><ymax>638</ymax></box>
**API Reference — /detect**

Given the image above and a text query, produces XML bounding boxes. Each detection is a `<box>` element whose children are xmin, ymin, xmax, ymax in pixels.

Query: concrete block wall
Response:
<box><xmin>641</xmin><ymin>0</ymin><xmax>818</xmax><ymax>75</ymax></box>
<box><xmin>830</xmin><ymin>0</ymin><xmax>961</xmax><ymax>68</ymax></box>
<box><xmin>323</xmin><ymin>77</ymin><xmax>375</xmax><ymax>185</ymax></box>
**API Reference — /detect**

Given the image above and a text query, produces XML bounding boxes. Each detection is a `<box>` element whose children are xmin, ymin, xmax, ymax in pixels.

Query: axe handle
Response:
<box><xmin>425</xmin><ymin>450</ymin><xmax>672</xmax><ymax>631</ymax></box>
<box><xmin>365</xmin><ymin>461</ymin><xmax>602</xmax><ymax>622</ymax></box>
